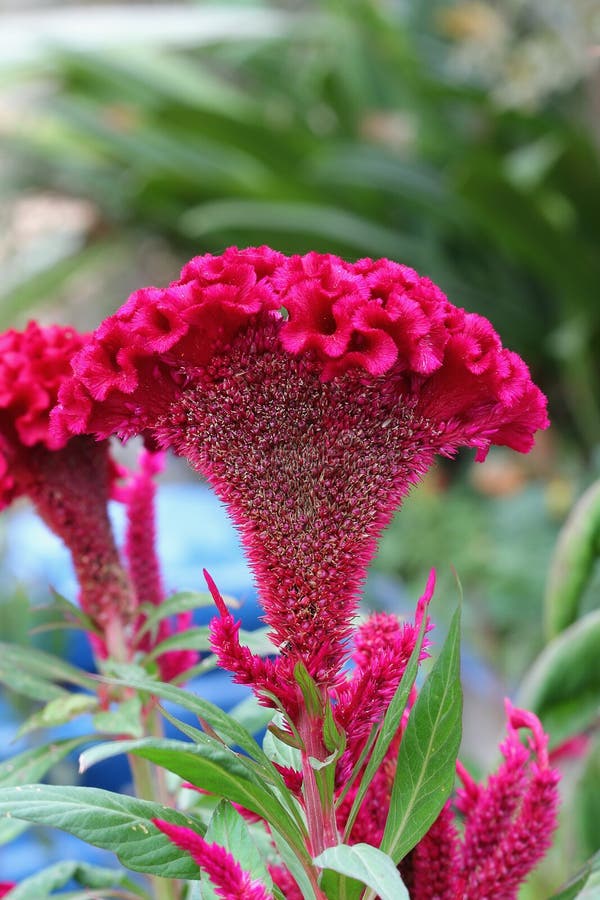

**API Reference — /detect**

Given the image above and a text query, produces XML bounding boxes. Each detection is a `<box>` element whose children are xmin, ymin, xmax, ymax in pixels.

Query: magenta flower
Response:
<box><xmin>113</xmin><ymin>450</ymin><xmax>198</xmax><ymax>682</ymax></box>
<box><xmin>51</xmin><ymin>247</ymin><xmax>548</xmax><ymax>694</ymax></box>
<box><xmin>0</xmin><ymin>323</ymin><xmax>196</xmax><ymax>678</ymax></box>
<box><xmin>0</xmin><ymin>884</ymin><xmax>15</xmax><ymax>898</ymax></box>
<box><xmin>0</xmin><ymin>322</ymin><xmax>135</xmax><ymax>658</ymax></box>
<box><xmin>153</xmin><ymin>820</ymin><xmax>273</xmax><ymax>899</ymax></box>
<box><xmin>400</xmin><ymin>701</ymin><xmax>560</xmax><ymax>899</ymax></box>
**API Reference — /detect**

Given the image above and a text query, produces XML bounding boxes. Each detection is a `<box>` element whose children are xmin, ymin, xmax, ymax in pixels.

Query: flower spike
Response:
<box><xmin>153</xmin><ymin>820</ymin><xmax>273</xmax><ymax>899</ymax></box>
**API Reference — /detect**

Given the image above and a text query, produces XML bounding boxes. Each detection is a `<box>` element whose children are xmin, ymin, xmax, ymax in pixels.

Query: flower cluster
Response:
<box><xmin>0</xmin><ymin>322</ymin><xmax>195</xmax><ymax>678</ymax></box>
<box><xmin>401</xmin><ymin>702</ymin><xmax>560</xmax><ymax>899</ymax></box>
<box><xmin>51</xmin><ymin>246</ymin><xmax>548</xmax><ymax>696</ymax></box>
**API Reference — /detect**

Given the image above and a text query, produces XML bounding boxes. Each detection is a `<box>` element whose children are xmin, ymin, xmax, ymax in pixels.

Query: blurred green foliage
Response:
<box><xmin>1</xmin><ymin>0</ymin><xmax>599</xmax><ymax>450</ymax></box>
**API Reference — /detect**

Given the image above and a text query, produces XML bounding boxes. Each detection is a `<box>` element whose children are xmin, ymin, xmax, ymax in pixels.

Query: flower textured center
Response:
<box><xmin>159</xmin><ymin>317</ymin><xmax>440</xmax><ymax>671</ymax></box>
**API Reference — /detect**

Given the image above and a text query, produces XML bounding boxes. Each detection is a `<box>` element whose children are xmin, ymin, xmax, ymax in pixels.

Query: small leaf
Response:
<box><xmin>200</xmin><ymin>800</ymin><xmax>273</xmax><ymax>900</ymax></box>
<box><xmin>98</xmin><ymin>672</ymin><xmax>269</xmax><ymax>768</ymax></box>
<box><xmin>0</xmin><ymin>641</ymin><xmax>97</xmax><ymax>691</ymax></box>
<box><xmin>0</xmin><ymin>737</ymin><xmax>90</xmax><ymax>787</ymax></box>
<box><xmin>294</xmin><ymin>662</ymin><xmax>322</xmax><ymax>718</ymax></box>
<box><xmin>7</xmin><ymin>861</ymin><xmax>145</xmax><ymax>900</ymax></box>
<box><xmin>380</xmin><ymin>608</ymin><xmax>462</xmax><ymax>863</ymax></box>
<box><xmin>16</xmin><ymin>692</ymin><xmax>98</xmax><ymax>739</ymax></box>
<box><xmin>93</xmin><ymin>694</ymin><xmax>144</xmax><ymax>737</ymax></box>
<box><xmin>145</xmin><ymin>626</ymin><xmax>211</xmax><ymax>660</ymax></box>
<box><xmin>314</xmin><ymin>844</ymin><xmax>409</xmax><ymax>900</ymax></box>
<box><xmin>135</xmin><ymin>590</ymin><xmax>214</xmax><ymax>641</ymax></box>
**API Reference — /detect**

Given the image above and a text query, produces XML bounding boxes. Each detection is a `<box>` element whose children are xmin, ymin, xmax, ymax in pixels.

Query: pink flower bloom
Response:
<box><xmin>52</xmin><ymin>247</ymin><xmax>548</xmax><ymax>694</ymax></box>
<box><xmin>153</xmin><ymin>820</ymin><xmax>273</xmax><ymax>899</ymax></box>
<box><xmin>0</xmin><ymin>884</ymin><xmax>15</xmax><ymax>898</ymax></box>
<box><xmin>334</xmin><ymin>571</ymin><xmax>434</xmax><ymax>782</ymax></box>
<box><xmin>0</xmin><ymin>322</ymin><xmax>135</xmax><ymax>656</ymax></box>
<box><xmin>115</xmin><ymin>450</ymin><xmax>198</xmax><ymax>681</ymax></box>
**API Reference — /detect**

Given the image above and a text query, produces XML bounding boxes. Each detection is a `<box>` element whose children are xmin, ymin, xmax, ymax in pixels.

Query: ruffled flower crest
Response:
<box><xmin>0</xmin><ymin>322</ymin><xmax>134</xmax><ymax>655</ymax></box>
<box><xmin>0</xmin><ymin>323</ymin><xmax>196</xmax><ymax>678</ymax></box>
<box><xmin>51</xmin><ymin>247</ymin><xmax>548</xmax><ymax>687</ymax></box>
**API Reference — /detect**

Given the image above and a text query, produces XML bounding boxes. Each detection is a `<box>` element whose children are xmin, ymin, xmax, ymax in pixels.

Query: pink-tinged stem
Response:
<box><xmin>298</xmin><ymin>707</ymin><xmax>339</xmax><ymax>857</ymax></box>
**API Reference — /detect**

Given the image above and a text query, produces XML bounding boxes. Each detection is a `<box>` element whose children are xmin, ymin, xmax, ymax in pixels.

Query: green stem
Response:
<box><xmin>129</xmin><ymin>753</ymin><xmax>178</xmax><ymax>900</ymax></box>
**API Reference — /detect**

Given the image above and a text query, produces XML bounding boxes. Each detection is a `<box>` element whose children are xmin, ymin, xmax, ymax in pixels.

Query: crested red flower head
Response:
<box><xmin>52</xmin><ymin>247</ymin><xmax>548</xmax><ymax>683</ymax></box>
<box><xmin>0</xmin><ymin>322</ymin><xmax>136</xmax><ymax>655</ymax></box>
<box><xmin>0</xmin><ymin>321</ymin><xmax>86</xmax><ymax>506</ymax></box>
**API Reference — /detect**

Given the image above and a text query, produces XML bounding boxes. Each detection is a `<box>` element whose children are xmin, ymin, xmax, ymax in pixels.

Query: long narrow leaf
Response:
<box><xmin>380</xmin><ymin>608</ymin><xmax>462</xmax><ymax>863</ymax></box>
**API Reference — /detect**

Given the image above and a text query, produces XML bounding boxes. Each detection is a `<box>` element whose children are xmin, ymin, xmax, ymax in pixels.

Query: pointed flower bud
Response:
<box><xmin>152</xmin><ymin>820</ymin><xmax>273</xmax><ymax>899</ymax></box>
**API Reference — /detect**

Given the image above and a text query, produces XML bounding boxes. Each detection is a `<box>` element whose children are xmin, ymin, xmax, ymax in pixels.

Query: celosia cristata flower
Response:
<box><xmin>51</xmin><ymin>247</ymin><xmax>548</xmax><ymax>698</ymax></box>
<box><xmin>0</xmin><ymin>323</ymin><xmax>196</xmax><ymax>678</ymax></box>
<box><xmin>0</xmin><ymin>321</ymin><xmax>134</xmax><ymax>658</ymax></box>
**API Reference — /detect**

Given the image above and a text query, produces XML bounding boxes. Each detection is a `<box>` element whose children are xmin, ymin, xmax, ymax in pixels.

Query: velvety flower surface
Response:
<box><xmin>52</xmin><ymin>247</ymin><xmax>548</xmax><ymax>690</ymax></box>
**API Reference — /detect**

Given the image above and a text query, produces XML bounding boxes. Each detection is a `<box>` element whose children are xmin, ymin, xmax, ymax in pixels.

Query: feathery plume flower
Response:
<box><xmin>152</xmin><ymin>820</ymin><xmax>273</xmax><ymax>899</ymax></box>
<box><xmin>0</xmin><ymin>322</ymin><xmax>134</xmax><ymax>658</ymax></box>
<box><xmin>401</xmin><ymin>701</ymin><xmax>560</xmax><ymax>899</ymax></box>
<box><xmin>52</xmin><ymin>247</ymin><xmax>548</xmax><ymax>696</ymax></box>
<box><xmin>115</xmin><ymin>450</ymin><xmax>198</xmax><ymax>682</ymax></box>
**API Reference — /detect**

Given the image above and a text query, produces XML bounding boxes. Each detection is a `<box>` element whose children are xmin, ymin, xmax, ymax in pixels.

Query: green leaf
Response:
<box><xmin>549</xmin><ymin>851</ymin><xmax>600</xmax><ymax>899</ymax></box>
<box><xmin>343</xmin><ymin>611</ymin><xmax>428</xmax><ymax>836</ymax></box>
<box><xmin>0</xmin><ymin>641</ymin><xmax>97</xmax><ymax>692</ymax></box>
<box><xmin>294</xmin><ymin>661</ymin><xmax>323</xmax><ymax>718</ymax></box>
<box><xmin>0</xmin><ymin>736</ymin><xmax>94</xmax><ymax>846</ymax></box>
<box><xmin>517</xmin><ymin>609</ymin><xmax>600</xmax><ymax>744</ymax></box>
<box><xmin>380</xmin><ymin>607</ymin><xmax>462</xmax><ymax>863</ymax></box>
<box><xmin>226</xmin><ymin>695</ymin><xmax>273</xmax><ymax>737</ymax></box>
<box><xmin>0</xmin><ymin>784</ymin><xmax>206</xmax><ymax>877</ymax></box>
<box><xmin>145</xmin><ymin>626</ymin><xmax>211</xmax><ymax>660</ymax></box>
<box><xmin>575</xmin><ymin>739</ymin><xmax>600</xmax><ymax>860</ymax></box>
<box><xmin>0</xmin><ymin>664</ymin><xmax>67</xmax><ymax>702</ymax></box>
<box><xmin>31</xmin><ymin>588</ymin><xmax>100</xmax><ymax>636</ymax></box>
<box><xmin>200</xmin><ymin>800</ymin><xmax>273</xmax><ymax>900</ymax></box>
<box><xmin>16</xmin><ymin>692</ymin><xmax>98</xmax><ymax>738</ymax></box>
<box><xmin>180</xmin><ymin>199</ymin><xmax>423</xmax><ymax>262</ymax></box>
<box><xmin>545</xmin><ymin>480</ymin><xmax>600</xmax><ymax>637</ymax></box>
<box><xmin>135</xmin><ymin>591</ymin><xmax>214</xmax><ymax>641</ymax></box>
<box><xmin>314</xmin><ymin>844</ymin><xmax>409</xmax><ymax>900</ymax></box>
<box><xmin>98</xmin><ymin>673</ymin><xmax>269</xmax><ymax>768</ymax></box>
<box><xmin>0</xmin><ymin>737</ymin><xmax>90</xmax><ymax>787</ymax></box>
<box><xmin>263</xmin><ymin>717</ymin><xmax>302</xmax><ymax>771</ymax></box>
<box><xmin>79</xmin><ymin>737</ymin><xmax>308</xmax><ymax>855</ymax></box>
<box><xmin>7</xmin><ymin>861</ymin><xmax>146</xmax><ymax>900</ymax></box>
<box><xmin>93</xmin><ymin>694</ymin><xmax>144</xmax><ymax>737</ymax></box>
